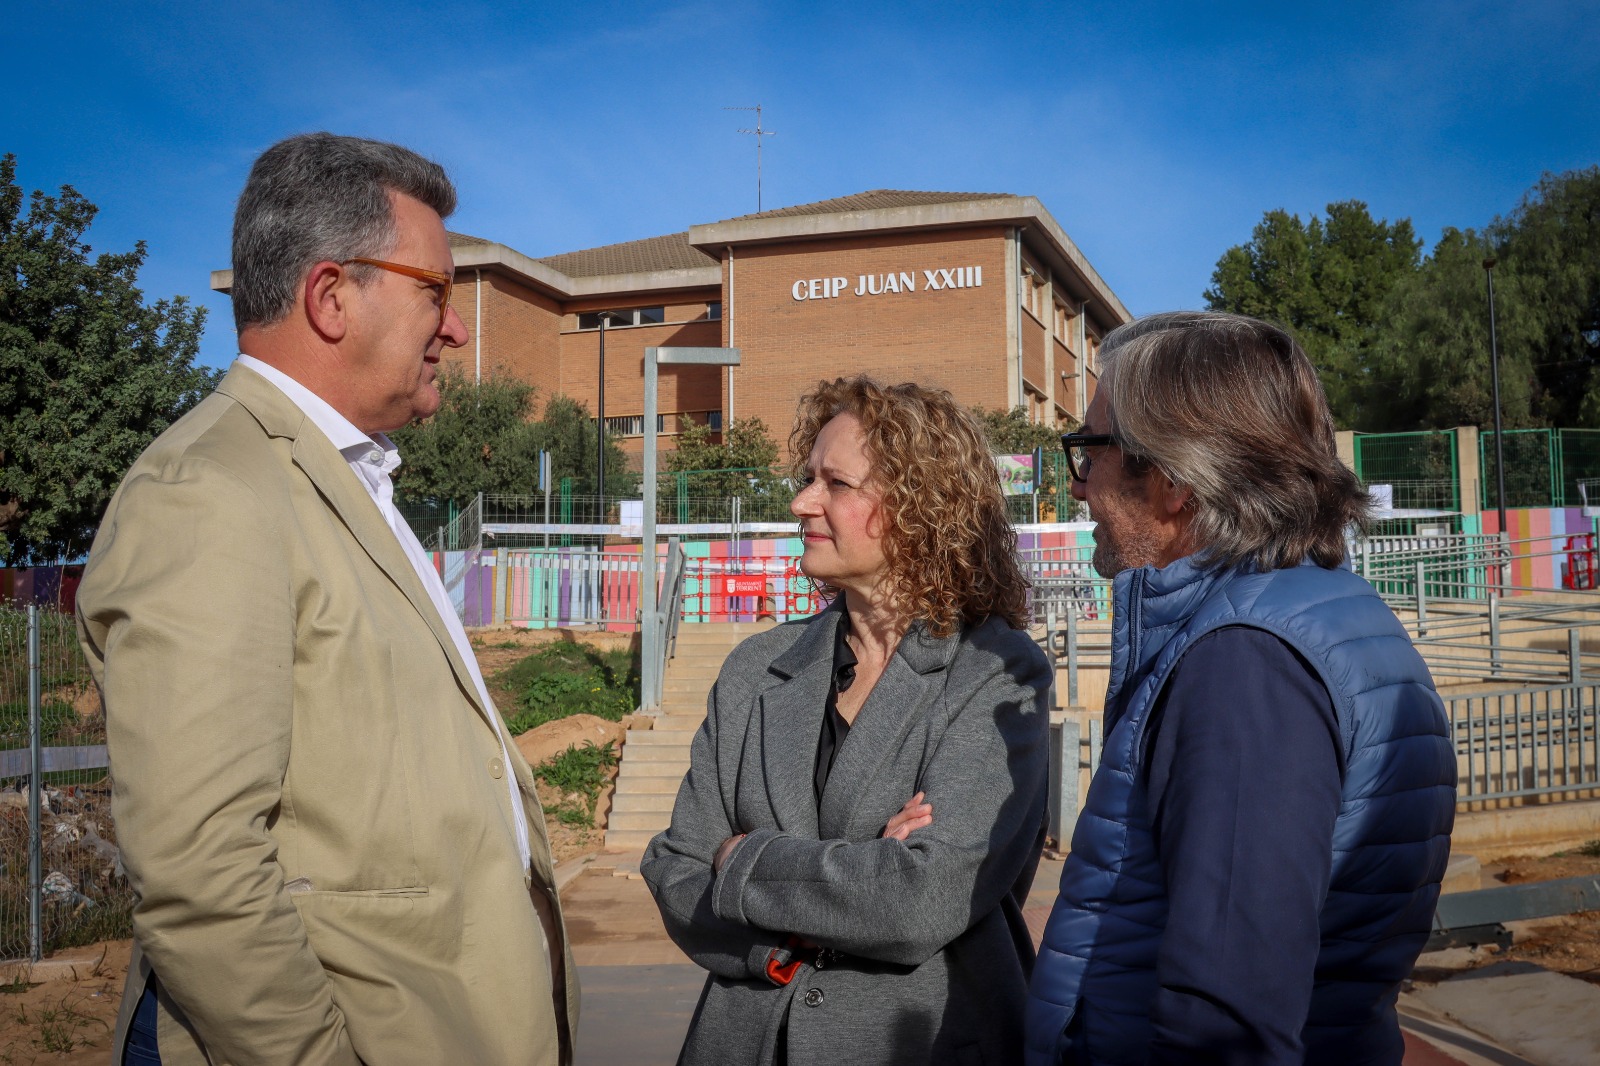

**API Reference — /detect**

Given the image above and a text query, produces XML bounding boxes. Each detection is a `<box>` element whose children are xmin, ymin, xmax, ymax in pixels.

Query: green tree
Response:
<box><xmin>390</xmin><ymin>370</ymin><xmax>631</xmax><ymax>505</ymax></box>
<box><xmin>974</xmin><ymin>405</ymin><xmax>1066</xmax><ymax>455</ymax></box>
<box><xmin>1489</xmin><ymin>167</ymin><xmax>1600</xmax><ymax>427</ymax></box>
<box><xmin>662</xmin><ymin>416</ymin><xmax>784</xmax><ymax>519</ymax></box>
<box><xmin>664</xmin><ymin>416</ymin><xmax>781</xmax><ymax>493</ymax></box>
<box><xmin>390</xmin><ymin>365</ymin><xmax>545</xmax><ymax>501</ymax></box>
<box><xmin>1206</xmin><ymin>201</ymin><xmax>1422</xmax><ymax>428</ymax></box>
<box><xmin>0</xmin><ymin>154</ymin><xmax>214</xmax><ymax>564</ymax></box>
<box><xmin>1367</xmin><ymin>227</ymin><xmax>1542</xmax><ymax>433</ymax></box>
<box><xmin>534</xmin><ymin>393</ymin><xmax>632</xmax><ymax>499</ymax></box>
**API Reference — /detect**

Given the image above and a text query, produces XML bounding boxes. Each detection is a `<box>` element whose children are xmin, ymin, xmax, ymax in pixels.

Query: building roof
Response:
<box><xmin>528</xmin><ymin>194</ymin><xmax>1010</xmax><ymax>280</ymax></box>
<box><xmin>448</xmin><ymin>231</ymin><xmax>493</xmax><ymax>247</ymax></box>
<box><xmin>536</xmin><ymin>231</ymin><xmax>717</xmax><ymax>278</ymax></box>
<box><xmin>717</xmin><ymin>189</ymin><xmax>1011</xmax><ymax>222</ymax></box>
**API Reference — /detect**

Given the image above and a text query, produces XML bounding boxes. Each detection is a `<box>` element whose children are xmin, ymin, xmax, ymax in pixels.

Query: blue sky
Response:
<box><xmin>4</xmin><ymin>0</ymin><xmax>1596</xmax><ymax>369</ymax></box>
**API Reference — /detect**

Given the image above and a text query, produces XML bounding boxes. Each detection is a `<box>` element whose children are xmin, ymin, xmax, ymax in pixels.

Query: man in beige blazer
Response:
<box><xmin>77</xmin><ymin>133</ymin><xmax>576</xmax><ymax>1066</ymax></box>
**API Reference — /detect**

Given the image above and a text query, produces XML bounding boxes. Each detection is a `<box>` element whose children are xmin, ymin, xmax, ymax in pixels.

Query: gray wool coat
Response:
<box><xmin>641</xmin><ymin>602</ymin><xmax>1051</xmax><ymax>1066</ymax></box>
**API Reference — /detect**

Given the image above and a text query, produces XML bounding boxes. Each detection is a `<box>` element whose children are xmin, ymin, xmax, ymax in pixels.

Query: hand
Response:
<box><xmin>882</xmin><ymin>791</ymin><xmax>934</xmax><ymax>841</ymax></box>
<box><xmin>713</xmin><ymin>833</ymin><xmax>746</xmax><ymax>874</ymax></box>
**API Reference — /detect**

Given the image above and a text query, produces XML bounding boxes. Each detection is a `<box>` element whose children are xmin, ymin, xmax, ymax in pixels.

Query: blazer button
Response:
<box><xmin>803</xmin><ymin>987</ymin><xmax>824</xmax><ymax>1008</ymax></box>
<box><xmin>489</xmin><ymin>756</ymin><xmax>505</xmax><ymax>779</ymax></box>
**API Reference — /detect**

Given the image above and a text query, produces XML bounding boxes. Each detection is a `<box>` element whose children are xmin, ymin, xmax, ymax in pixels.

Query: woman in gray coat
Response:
<box><xmin>642</xmin><ymin>375</ymin><xmax>1052</xmax><ymax>1066</ymax></box>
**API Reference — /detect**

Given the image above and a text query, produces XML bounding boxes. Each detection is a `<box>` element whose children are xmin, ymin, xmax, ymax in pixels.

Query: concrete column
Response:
<box><xmin>1456</xmin><ymin>425</ymin><xmax>1481</xmax><ymax>517</ymax></box>
<box><xmin>1042</xmin><ymin>268</ymin><xmax>1056</xmax><ymax>423</ymax></box>
<box><xmin>1005</xmin><ymin>228</ymin><xmax>1021</xmax><ymax>411</ymax></box>
<box><xmin>1335</xmin><ymin>430</ymin><xmax>1357</xmax><ymax>473</ymax></box>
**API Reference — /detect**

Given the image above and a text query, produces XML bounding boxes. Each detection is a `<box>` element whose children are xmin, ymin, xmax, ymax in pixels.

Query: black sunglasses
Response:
<box><xmin>1060</xmin><ymin>432</ymin><xmax>1117</xmax><ymax>482</ymax></box>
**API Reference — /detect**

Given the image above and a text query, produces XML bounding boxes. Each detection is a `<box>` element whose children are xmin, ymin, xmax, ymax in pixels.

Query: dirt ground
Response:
<box><xmin>0</xmin><ymin>940</ymin><xmax>129</xmax><ymax>1065</ymax></box>
<box><xmin>469</xmin><ymin>626</ymin><xmax>636</xmax><ymax>714</ymax></box>
<box><xmin>468</xmin><ymin>628</ymin><xmax>630</xmax><ymax>864</ymax></box>
<box><xmin>1464</xmin><ymin>848</ymin><xmax>1600</xmax><ymax>985</ymax></box>
<box><xmin>0</xmin><ymin>630</ymin><xmax>627</xmax><ymax>1061</ymax></box>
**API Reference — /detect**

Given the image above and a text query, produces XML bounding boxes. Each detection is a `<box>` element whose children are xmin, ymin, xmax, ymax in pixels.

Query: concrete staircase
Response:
<box><xmin>604</xmin><ymin>622</ymin><xmax>777</xmax><ymax>851</ymax></box>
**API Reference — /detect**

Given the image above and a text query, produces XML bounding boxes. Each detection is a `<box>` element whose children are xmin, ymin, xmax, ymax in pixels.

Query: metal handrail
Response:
<box><xmin>648</xmin><ymin>537</ymin><xmax>688</xmax><ymax>710</ymax></box>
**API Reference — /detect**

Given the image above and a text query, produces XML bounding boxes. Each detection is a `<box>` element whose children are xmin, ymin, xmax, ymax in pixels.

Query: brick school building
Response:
<box><xmin>212</xmin><ymin>190</ymin><xmax>1130</xmax><ymax>458</ymax></box>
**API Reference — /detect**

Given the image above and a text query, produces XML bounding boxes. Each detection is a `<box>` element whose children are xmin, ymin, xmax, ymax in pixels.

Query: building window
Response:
<box><xmin>707</xmin><ymin>301</ymin><xmax>722</xmax><ymax>320</ymax></box>
<box><xmin>603</xmin><ymin>414</ymin><xmax>645</xmax><ymax>437</ymax></box>
<box><xmin>577</xmin><ymin>307</ymin><xmax>665</xmax><ymax>330</ymax></box>
<box><xmin>707</xmin><ymin>410</ymin><xmax>723</xmax><ymax>431</ymax></box>
<box><xmin>1054</xmin><ymin>302</ymin><xmax>1072</xmax><ymax>343</ymax></box>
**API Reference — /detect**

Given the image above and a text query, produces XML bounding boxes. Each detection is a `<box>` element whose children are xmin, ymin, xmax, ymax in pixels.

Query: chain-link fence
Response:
<box><xmin>0</xmin><ymin>605</ymin><xmax>131</xmax><ymax>961</ymax></box>
<box><xmin>1479</xmin><ymin>428</ymin><xmax>1600</xmax><ymax>509</ymax></box>
<box><xmin>1353</xmin><ymin>430</ymin><xmax>1460</xmax><ymax>511</ymax></box>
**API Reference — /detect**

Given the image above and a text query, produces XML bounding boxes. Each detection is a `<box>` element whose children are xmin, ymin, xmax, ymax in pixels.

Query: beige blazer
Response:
<box><xmin>77</xmin><ymin>365</ymin><xmax>577</xmax><ymax>1066</ymax></box>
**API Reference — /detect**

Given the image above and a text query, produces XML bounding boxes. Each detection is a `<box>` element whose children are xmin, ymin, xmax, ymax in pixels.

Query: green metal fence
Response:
<box><xmin>0</xmin><ymin>606</ymin><xmax>133</xmax><ymax>961</ymax></box>
<box><xmin>1353</xmin><ymin>431</ymin><xmax>1459</xmax><ymax>511</ymax></box>
<box><xmin>1480</xmin><ymin>429</ymin><xmax>1600</xmax><ymax>509</ymax></box>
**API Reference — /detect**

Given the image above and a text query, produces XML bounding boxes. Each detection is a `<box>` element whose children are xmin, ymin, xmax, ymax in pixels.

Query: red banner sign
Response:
<box><xmin>721</xmin><ymin>575</ymin><xmax>768</xmax><ymax>596</ymax></box>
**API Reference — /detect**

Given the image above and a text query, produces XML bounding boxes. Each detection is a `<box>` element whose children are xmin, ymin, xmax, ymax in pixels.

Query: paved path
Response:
<box><xmin>561</xmin><ymin>852</ymin><xmax>1564</xmax><ymax>1066</ymax></box>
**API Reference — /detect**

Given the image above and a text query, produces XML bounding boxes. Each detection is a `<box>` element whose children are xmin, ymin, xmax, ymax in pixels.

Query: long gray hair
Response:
<box><xmin>1099</xmin><ymin>311</ymin><xmax>1370</xmax><ymax>570</ymax></box>
<box><xmin>230</xmin><ymin>132</ymin><xmax>456</xmax><ymax>332</ymax></box>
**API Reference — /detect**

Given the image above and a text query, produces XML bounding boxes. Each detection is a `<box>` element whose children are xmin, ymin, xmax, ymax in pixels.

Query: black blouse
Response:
<box><xmin>812</xmin><ymin>611</ymin><xmax>858</xmax><ymax>807</ymax></box>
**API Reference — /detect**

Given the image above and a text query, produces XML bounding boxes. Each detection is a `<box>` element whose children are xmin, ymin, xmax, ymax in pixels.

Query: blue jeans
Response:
<box><xmin>122</xmin><ymin>978</ymin><xmax>161</xmax><ymax>1066</ymax></box>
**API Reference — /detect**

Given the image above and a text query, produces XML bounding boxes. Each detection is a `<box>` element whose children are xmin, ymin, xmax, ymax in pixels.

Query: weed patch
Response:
<box><xmin>499</xmin><ymin>642</ymin><xmax>637</xmax><ymax>734</ymax></box>
<box><xmin>535</xmin><ymin>742</ymin><xmax>620</xmax><ymax>828</ymax></box>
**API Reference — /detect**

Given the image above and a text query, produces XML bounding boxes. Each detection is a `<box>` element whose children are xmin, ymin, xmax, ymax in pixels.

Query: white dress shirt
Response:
<box><xmin>235</xmin><ymin>355</ymin><xmax>532</xmax><ymax>871</ymax></box>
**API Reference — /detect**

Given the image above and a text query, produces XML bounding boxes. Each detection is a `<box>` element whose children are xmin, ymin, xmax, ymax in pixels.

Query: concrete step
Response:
<box><xmin>649</xmin><ymin>718</ymin><xmax>705</xmax><ymax>733</ymax></box>
<box><xmin>603</xmin><ymin>828</ymin><xmax>662</xmax><ymax>851</ymax></box>
<box><xmin>619</xmin><ymin>759</ymin><xmax>689</xmax><ymax>778</ymax></box>
<box><xmin>625</xmin><ymin>729</ymin><xmax>699</xmax><ymax>746</ymax></box>
<box><xmin>611</xmin><ymin>775</ymin><xmax>686</xmax><ymax>796</ymax></box>
<box><xmin>607</xmin><ymin>810</ymin><xmax>674</xmax><ymax>832</ymax></box>
<box><xmin>665</xmin><ymin>652</ymin><xmax>734</xmax><ymax>666</ymax></box>
<box><xmin>624</xmin><ymin>742</ymin><xmax>694</xmax><ymax>758</ymax></box>
<box><xmin>611</xmin><ymin>793</ymin><xmax>677</xmax><ymax>815</ymax></box>
<box><xmin>664</xmin><ymin>679</ymin><xmax>716</xmax><ymax>692</ymax></box>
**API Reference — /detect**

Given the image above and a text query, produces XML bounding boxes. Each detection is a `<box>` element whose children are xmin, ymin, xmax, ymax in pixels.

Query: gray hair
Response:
<box><xmin>1099</xmin><ymin>310</ymin><xmax>1370</xmax><ymax>571</ymax></box>
<box><xmin>230</xmin><ymin>132</ymin><xmax>456</xmax><ymax>331</ymax></box>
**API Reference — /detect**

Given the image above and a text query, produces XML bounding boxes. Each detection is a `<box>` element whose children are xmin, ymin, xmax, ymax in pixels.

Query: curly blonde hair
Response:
<box><xmin>789</xmin><ymin>376</ymin><xmax>1030</xmax><ymax>636</ymax></box>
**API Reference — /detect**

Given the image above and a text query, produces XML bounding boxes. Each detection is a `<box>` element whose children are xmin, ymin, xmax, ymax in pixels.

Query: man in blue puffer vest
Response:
<box><xmin>1026</xmin><ymin>311</ymin><xmax>1456</xmax><ymax>1065</ymax></box>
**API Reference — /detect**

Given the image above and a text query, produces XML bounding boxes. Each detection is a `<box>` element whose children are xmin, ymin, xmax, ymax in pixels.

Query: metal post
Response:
<box><xmin>1048</xmin><ymin>719</ymin><xmax>1081</xmax><ymax>854</ymax></box>
<box><xmin>1570</xmin><ymin>627</ymin><xmax>1583</xmax><ymax>684</ymax></box>
<box><xmin>27</xmin><ymin>605</ymin><xmax>43</xmax><ymax>962</ymax></box>
<box><xmin>1066</xmin><ymin>609</ymin><xmax>1080</xmax><ymax>709</ymax></box>
<box><xmin>1489</xmin><ymin>593</ymin><xmax>1502</xmax><ymax>677</ymax></box>
<box><xmin>1044</xmin><ymin>608</ymin><xmax>1059</xmax><ymax>709</ymax></box>
<box><xmin>640</xmin><ymin>347</ymin><xmax>741</xmax><ymax>712</ymax></box>
<box><xmin>1415</xmin><ymin>560</ymin><xmax>1428</xmax><ymax>638</ymax></box>
<box><xmin>641</xmin><ymin>348</ymin><xmax>660</xmax><ymax>713</ymax></box>
<box><xmin>597</xmin><ymin>314</ymin><xmax>608</xmax><ymax>523</ymax></box>
<box><xmin>541</xmin><ymin>451</ymin><xmax>552</xmax><ymax>549</ymax></box>
<box><xmin>1032</xmin><ymin>446</ymin><xmax>1043</xmax><ymax>525</ymax></box>
<box><xmin>493</xmin><ymin>547</ymin><xmax>508</xmax><ymax>627</ymax></box>
<box><xmin>1484</xmin><ymin>259</ymin><xmax>1508</xmax><ymax>537</ymax></box>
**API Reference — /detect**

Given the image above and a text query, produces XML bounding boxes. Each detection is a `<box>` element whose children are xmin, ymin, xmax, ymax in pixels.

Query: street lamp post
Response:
<box><xmin>595</xmin><ymin>311</ymin><xmax>622</xmax><ymax>522</ymax></box>
<box><xmin>1484</xmin><ymin>258</ymin><xmax>1508</xmax><ymax>537</ymax></box>
<box><xmin>640</xmin><ymin>346</ymin><xmax>741</xmax><ymax>712</ymax></box>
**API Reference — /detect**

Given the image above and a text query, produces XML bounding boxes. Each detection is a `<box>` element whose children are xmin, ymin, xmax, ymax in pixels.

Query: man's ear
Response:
<box><xmin>1157</xmin><ymin>473</ymin><xmax>1192</xmax><ymax>517</ymax></box>
<box><xmin>304</xmin><ymin>261</ymin><xmax>350</xmax><ymax>342</ymax></box>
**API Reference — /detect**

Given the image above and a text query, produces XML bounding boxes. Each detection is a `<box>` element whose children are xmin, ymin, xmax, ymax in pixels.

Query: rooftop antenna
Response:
<box><xmin>724</xmin><ymin>105</ymin><xmax>775</xmax><ymax>212</ymax></box>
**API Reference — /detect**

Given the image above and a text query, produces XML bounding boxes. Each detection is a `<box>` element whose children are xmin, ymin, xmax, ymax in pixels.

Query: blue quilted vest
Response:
<box><xmin>1025</xmin><ymin>557</ymin><xmax>1456</xmax><ymax>1065</ymax></box>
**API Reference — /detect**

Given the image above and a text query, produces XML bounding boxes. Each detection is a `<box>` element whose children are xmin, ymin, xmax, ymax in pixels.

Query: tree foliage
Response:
<box><xmin>390</xmin><ymin>366</ymin><xmax>630</xmax><ymax>503</ymax></box>
<box><xmin>974</xmin><ymin>405</ymin><xmax>1064</xmax><ymax>494</ymax></box>
<box><xmin>1206</xmin><ymin>201</ymin><xmax>1421</xmax><ymax>428</ymax></box>
<box><xmin>1206</xmin><ymin>168</ymin><xmax>1600</xmax><ymax>433</ymax></box>
<box><xmin>663</xmin><ymin>415</ymin><xmax>782</xmax><ymax>500</ymax></box>
<box><xmin>0</xmin><ymin>154</ymin><xmax>215</xmax><ymax>565</ymax></box>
